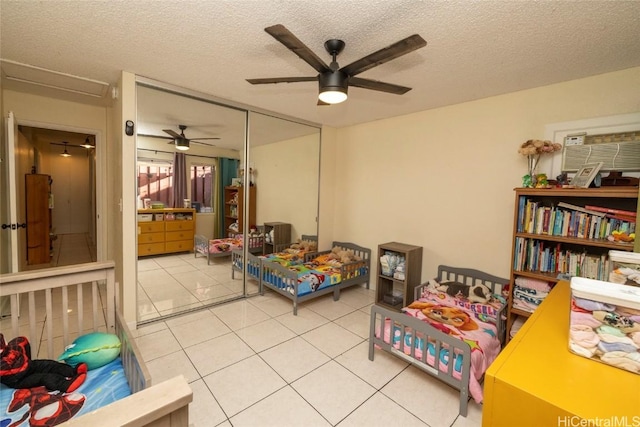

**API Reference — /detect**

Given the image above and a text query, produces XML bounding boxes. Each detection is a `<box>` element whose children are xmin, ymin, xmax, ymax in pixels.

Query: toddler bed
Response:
<box><xmin>261</xmin><ymin>241</ymin><xmax>371</xmax><ymax>315</ymax></box>
<box><xmin>368</xmin><ymin>265</ymin><xmax>508</xmax><ymax>417</ymax></box>
<box><xmin>230</xmin><ymin>235</ymin><xmax>318</xmax><ymax>285</ymax></box>
<box><xmin>0</xmin><ymin>261</ymin><xmax>192</xmax><ymax>427</ymax></box>
<box><xmin>195</xmin><ymin>232</ymin><xmax>263</xmax><ymax>265</ymax></box>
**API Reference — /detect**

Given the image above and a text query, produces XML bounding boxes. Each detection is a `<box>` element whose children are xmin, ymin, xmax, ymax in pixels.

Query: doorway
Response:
<box><xmin>16</xmin><ymin>125</ymin><xmax>97</xmax><ymax>268</ymax></box>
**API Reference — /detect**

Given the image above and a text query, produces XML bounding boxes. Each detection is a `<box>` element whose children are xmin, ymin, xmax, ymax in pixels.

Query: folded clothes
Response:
<box><xmin>570</xmin><ymin>311</ymin><xmax>603</xmax><ymax>328</ymax></box>
<box><xmin>570</xmin><ymin>341</ymin><xmax>597</xmax><ymax>357</ymax></box>
<box><xmin>597</xmin><ymin>333</ymin><xmax>635</xmax><ymax>346</ymax></box>
<box><xmin>514</xmin><ymin>277</ymin><xmax>551</xmax><ymax>292</ymax></box>
<box><xmin>597</xmin><ymin>340</ymin><xmax>639</xmax><ymax>353</ymax></box>
<box><xmin>573</xmin><ymin>297</ymin><xmax>616</xmax><ymax>312</ymax></box>
<box><xmin>601</xmin><ymin>351</ymin><xmax>640</xmax><ymax>373</ymax></box>
<box><xmin>570</xmin><ymin>324</ymin><xmax>600</xmax><ymax>349</ymax></box>
<box><xmin>596</xmin><ymin>324</ymin><xmax>628</xmax><ymax>338</ymax></box>
<box><xmin>631</xmin><ymin>332</ymin><xmax>640</xmax><ymax>347</ymax></box>
<box><xmin>513</xmin><ymin>298</ymin><xmax>537</xmax><ymax>313</ymax></box>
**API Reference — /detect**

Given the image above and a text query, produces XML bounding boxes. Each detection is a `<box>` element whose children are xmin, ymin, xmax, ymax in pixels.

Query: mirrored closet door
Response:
<box><xmin>134</xmin><ymin>84</ymin><xmax>321</xmax><ymax>324</ymax></box>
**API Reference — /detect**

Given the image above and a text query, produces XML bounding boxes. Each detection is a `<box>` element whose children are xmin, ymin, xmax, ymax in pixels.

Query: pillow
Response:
<box><xmin>58</xmin><ymin>332</ymin><xmax>121</xmax><ymax>370</ymax></box>
<box><xmin>420</xmin><ymin>279</ymin><xmax>506</xmax><ymax>321</ymax></box>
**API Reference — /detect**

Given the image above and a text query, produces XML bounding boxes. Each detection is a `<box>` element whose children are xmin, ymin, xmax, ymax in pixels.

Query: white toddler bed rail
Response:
<box><xmin>0</xmin><ymin>261</ymin><xmax>192</xmax><ymax>426</ymax></box>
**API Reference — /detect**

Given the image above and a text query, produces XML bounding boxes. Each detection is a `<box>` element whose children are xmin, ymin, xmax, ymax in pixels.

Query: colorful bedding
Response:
<box><xmin>263</xmin><ymin>254</ymin><xmax>367</xmax><ymax>297</ymax></box>
<box><xmin>381</xmin><ymin>294</ymin><xmax>501</xmax><ymax>403</ymax></box>
<box><xmin>208</xmin><ymin>235</ymin><xmax>262</xmax><ymax>254</ymax></box>
<box><xmin>259</xmin><ymin>248</ymin><xmax>315</xmax><ymax>267</ymax></box>
<box><xmin>1</xmin><ymin>358</ymin><xmax>131</xmax><ymax>426</ymax></box>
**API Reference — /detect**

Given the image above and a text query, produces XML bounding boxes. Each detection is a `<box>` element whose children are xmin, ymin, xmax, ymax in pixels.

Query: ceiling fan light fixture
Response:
<box><xmin>175</xmin><ymin>138</ymin><xmax>190</xmax><ymax>151</ymax></box>
<box><xmin>318</xmin><ymin>71</ymin><xmax>348</xmax><ymax>104</ymax></box>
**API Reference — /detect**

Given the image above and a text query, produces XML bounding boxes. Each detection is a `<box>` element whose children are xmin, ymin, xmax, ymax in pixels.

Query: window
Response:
<box><xmin>138</xmin><ymin>163</ymin><xmax>173</xmax><ymax>207</ymax></box>
<box><xmin>190</xmin><ymin>164</ymin><xmax>215</xmax><ymax>212</ymax></box>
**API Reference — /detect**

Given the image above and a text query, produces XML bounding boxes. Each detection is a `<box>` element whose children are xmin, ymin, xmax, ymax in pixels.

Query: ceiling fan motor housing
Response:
<box><xmin>319</xmin><ymin>70</ymin><xmax>349</xmax><ymax>93</ymax></box>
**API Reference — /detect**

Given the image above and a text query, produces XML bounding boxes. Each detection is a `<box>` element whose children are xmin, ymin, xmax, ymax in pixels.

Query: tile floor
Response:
<box><xmin>131</xmin><ymin>262</ymin><xmax>484</xmax><ymax>427</ymax></box>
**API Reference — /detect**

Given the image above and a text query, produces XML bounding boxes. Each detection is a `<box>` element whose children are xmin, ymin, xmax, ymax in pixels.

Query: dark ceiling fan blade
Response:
<box><xmin>162</xmin><ymin>129</ymin><xmax>182</xmax><ymax>139</ymax></box>
<box><xmin>190</xmin><ymin>137</ymin><xmax>221</xmax><ymax>141</ymax></box>
<box><xmin>340</xmin><ymin>34</ymin><xmax>427</xmax><ymax>77</ymax></box>
<box><xmin>247</xmin><ymin>76</ymin><xmax>317</xmax><ymax>85</ymax></box>
<box><xmin>191</xmin><ymin>140</ymin><xmax>217</xmax><ymax>147</ymax></box>
<box><xmin>137</xmin><ymin>133</ymin><xmax>173</xmax><ymax>140</ymax></box>
<box><xmin>264</xmin><ymin>24</ymin><xmax>331</xmax><ymax>74</ymax></box>
<box><xmin>349</xmin><ymin>77</ymin><xmax>412</xmax><ymax>95</ymax></box>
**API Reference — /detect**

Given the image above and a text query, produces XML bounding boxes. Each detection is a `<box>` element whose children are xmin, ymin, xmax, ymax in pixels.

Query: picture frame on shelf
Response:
<box><xmin>570</xmin><ymin>162</ymin><xmax>603</xmax><ymax>188</ymax></box>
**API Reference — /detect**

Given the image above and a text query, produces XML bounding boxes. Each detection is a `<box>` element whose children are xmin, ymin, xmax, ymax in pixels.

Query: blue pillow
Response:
<box><xmin>58</xmin><ymin>332</ymin><xmax>121</xmax><ymax>370</ymax></box>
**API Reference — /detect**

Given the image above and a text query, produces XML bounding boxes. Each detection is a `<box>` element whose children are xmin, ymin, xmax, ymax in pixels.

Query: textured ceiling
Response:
<box><xmin>1</xmin><ymin>0</ymin><xmax>639</xmax><ymax>128</ymax></box>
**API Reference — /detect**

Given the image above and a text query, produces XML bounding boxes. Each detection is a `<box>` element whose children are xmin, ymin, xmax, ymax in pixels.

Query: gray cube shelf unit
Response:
<box><xmin>375</xmin><ymin>242</ymin><xmax>423</xmax><ymax>311</ymax></box>
<box><xmin>263</xmin><ymin>222</ymin><xmax>291</xmax><ymax>254</ymax></box>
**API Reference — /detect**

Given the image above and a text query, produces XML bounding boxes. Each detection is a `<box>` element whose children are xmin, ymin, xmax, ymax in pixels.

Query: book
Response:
<box><xmin>557</xmin><ymin>202</ymin><xmax>607</xmax><ymax>218</ymax></box>
<box><xmin>584</xmin><ymin>205</ymin><xmax>636</xmax><ymax>218</ymax></box>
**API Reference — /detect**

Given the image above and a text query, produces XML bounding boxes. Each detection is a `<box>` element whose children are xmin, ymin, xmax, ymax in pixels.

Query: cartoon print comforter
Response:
<box><xmin>208</xmin><ymin>235</ymin><xmax>262</xmax><ymax>253</ymax></box>
<box><xmin>381</xmin><ymin>292</ymin><xmax>501</xmax><ymax>403</ymax></box>
<box><xmin>1</xmin><ymin>358</ymin><xmax>131</xmax><ymax>426</ymax></box>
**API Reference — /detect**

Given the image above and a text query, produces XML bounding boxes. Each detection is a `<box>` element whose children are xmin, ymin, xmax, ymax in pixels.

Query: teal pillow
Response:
<box><xmin>58</xmin><ymin>332</ymin><xmax>121</xmax><ymax>370</ymax></box>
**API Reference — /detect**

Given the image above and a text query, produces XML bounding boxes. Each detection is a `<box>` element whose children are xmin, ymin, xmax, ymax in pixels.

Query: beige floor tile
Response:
<box><xmin>336</xmin><ymin>341</ymin><xmax>409</xmax><ymax>389</ymax></box>
<box><xmin>340</xmin><ymin>392</ymin><xmax>429</xmax><ymax>426</ymax></box>
<box><xmin>135</xmin><ymin>328</ymin><xmax>181</xmax><ymax>362</ymax></box>
<box><xmin>260</xmin><ymin>337</ymin><xmax>330</xmax><ymax>383</ymax></box>
<box><xmin>381</xmin><ymin>365</ymin><xmax>461</xmax><ymax>427</ymax></box>
<box><xmin>235</xmin><ymin>318</ymin><xmax>297</xmax><ymax>353</ymax></box>
<box><xmin>169</xmin><ymin>313</ymin><xmax>231</xmax><ymax>348</ymax></box>
<box><xmin>188</xmin><ymin>379</ymin><xmax>228</xmax><ymax>427</ymax></box>
<box><xmin>333</xmin><ymin>309</ymin><xmax>371</xmax><ymax>338</ymax></box>
<box><xmin>304</xmin><ymin>294</ymin><xmax>359</xmax><ymax>320</ymax></box>
<box><xmin>209</xmin><ymin>299</ymin><xmax>270</xmax><ymax>330</ymax></box>
<box><xmin>301</xmin><ymin>322</ymin><xmax>364</xmax><ymax>358</ymax></box>
<box><xmin>146</xmin><ymin>350</ymin><xmax>200</xmax><ymax>384</ymax></box>
<box><xmin>292</xmin><ymin>360</ymin><xmax>376</xmax><ymax>425</ymax></box>
<box><xmin>204</xmin><ymin>355</ymin><xmax>286</xmax><ymax>417</ymax></box>
<box><xmin>185</xmin><ymin>332</ymin><xmax>254</xmax><ymax>377</ymax></box>
<box><xmin>230</xmin><ymin>386</ymin><xmax>331</xmax><ymax>427</ymax></box>
<box><xmin>274</xmin><ymin>307</ymin><xmax>329</xmax><ymax>335</ymax></box>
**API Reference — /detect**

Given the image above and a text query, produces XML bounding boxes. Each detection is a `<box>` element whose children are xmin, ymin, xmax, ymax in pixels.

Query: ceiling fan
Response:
<box><xmin>139</xmin><ymin>125</ymin><xmax>220</xmax><ymax>151</ymax></box>
<box><xmin>246</xmin><ymin>24</ymin><xmax>427</xmax><ymax>105</ymax></box>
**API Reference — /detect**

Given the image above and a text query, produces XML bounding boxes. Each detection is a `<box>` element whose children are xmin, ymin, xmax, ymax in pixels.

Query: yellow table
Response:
<box><xmin>483</xmin><ymin>281</ymin><xmax>640</xmax><ymax>427</ymax></box>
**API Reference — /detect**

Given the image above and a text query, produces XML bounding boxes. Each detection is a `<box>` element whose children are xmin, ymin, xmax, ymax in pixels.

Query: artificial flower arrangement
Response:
<box><xmin>518</xmin><ymin>139</ymin><xmax>563</xmax><ymax>188</ymax></box>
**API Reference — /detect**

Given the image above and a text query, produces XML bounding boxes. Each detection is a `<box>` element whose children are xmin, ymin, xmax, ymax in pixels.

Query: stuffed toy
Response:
<box><xmin>428</xmin><ymin>280</ymin><xmax>492</xmax><ymax>304</ymax></box>
<box><xmin>0</xmin><ymin>334</ymin><xmax>87</xmax><ymax>393</ymax></box>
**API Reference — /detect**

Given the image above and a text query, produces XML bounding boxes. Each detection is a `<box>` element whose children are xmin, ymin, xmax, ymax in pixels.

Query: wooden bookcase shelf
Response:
<box><xmin>223</xmin><ymin>186</ymin><xmax>256</xmax><ymax>237</ymax></box>
<box><xmin>506</xmin><ymin>186</ymin><xmax>639</xmax><ymax>341</ymax></box>
<box><xmin>375</xmin><ymin>242</ymin><xmax>423</xmax><ymax>311</ymax></box>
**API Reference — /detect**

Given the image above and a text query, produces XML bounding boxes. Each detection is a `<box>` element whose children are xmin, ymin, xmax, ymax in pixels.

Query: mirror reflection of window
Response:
<box><xmin>190</xmin><ymin>164</ymin><xmax>215</xmax><ymax>213</ymax></box>
<box><xmin>137</xmin><ymin>162</ymin><xmax>173</xmax><ymax>207</ymax></box>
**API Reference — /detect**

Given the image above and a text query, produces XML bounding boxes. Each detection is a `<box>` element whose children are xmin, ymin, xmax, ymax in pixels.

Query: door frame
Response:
<box><xmin>8</xmin><ymin>117</ymin><xmax>106</xmax><ymax>263</ymax></box>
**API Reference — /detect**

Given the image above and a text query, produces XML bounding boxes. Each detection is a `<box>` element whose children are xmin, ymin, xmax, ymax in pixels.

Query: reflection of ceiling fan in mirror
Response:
<box><xmin>139</xmin><ymin>124</ymin><xmax>220</xmax><ymax>151</ymax></box>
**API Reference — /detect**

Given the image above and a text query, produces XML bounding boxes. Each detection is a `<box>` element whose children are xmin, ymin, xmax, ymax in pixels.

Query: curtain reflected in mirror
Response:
<box><xmin>134</xmin><ymin>85</ymin><xmax>320</xmax><ymax>324</ymax></box>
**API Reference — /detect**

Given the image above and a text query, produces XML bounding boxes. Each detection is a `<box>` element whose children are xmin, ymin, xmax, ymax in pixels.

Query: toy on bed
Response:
<box><xmin>0</xmin><ymin>261</ymin><xmax>192</xmax><ymax>427</ymax></box>
<box><xmin>369</xmin><ymin>265</ymin><xmax>509</xmax><ymax>417</ymax></box>
<box><xmin>260</xmin><ymin>241</ymin><xmax>370</xmax><ymax>315</ymax></box>
<box><xmin>195</xmin><ymin>228</ymin><xmax>264</xmax><ymax>265</ymax></box>
<box><xmin>231</xmin><ymin>235</ymin><xmax>318</xmax><ymax>286</ymax></box>
<box><xmin>0</xmin><ymin>334</ymin><xmax>87</xmax><ymax>393</ymax></box>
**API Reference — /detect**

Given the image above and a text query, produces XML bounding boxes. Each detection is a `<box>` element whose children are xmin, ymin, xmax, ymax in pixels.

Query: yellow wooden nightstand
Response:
<box><xmin>483</xmin><ymin>280</ymin><xmax>640</xmax><ymax>427</ymax></box>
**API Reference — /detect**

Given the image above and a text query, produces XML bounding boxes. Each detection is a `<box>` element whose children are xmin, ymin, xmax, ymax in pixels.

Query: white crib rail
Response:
<box><xmin>0</xmin><ymin>261</ymin><xmax>116</xmax><ymax>359</ymax></box>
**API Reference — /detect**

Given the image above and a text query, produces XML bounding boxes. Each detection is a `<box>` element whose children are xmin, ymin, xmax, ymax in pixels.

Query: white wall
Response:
<box><xmin>321</xmin><ymin>67</ymin><xmax>640</xmax><ymax>284</ymax></box>
<box><xmin>251</xmin><ymin>133</ymin><xmax>320</xmax><ymax>239</ymax></box>
<box><xmin>48</xmin><ymin>150</ymin><xmax>91</xmax><ymax>234</ymax></box>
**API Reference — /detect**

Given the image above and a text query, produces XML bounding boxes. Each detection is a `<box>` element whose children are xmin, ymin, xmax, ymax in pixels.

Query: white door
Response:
<box><xmin>1</xmin><ymin>111</ymin><xmax>20</xmax><ymax>273</ymax></box>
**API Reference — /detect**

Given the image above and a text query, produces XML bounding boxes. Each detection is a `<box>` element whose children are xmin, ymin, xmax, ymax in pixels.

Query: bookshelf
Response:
<box><xmin>506</xmin><ymin>187</ymin><xmax>639</xmax><ymax>341</ymax></box>
<box><xmin>224</xmin><ymin>186</ymin><xmax>256</xmax><ymax>237</ymax></box>
<box><xmin>375</xmin><ymin>242</ymin><xmax>423</xmax><ymax>311</ymax></box>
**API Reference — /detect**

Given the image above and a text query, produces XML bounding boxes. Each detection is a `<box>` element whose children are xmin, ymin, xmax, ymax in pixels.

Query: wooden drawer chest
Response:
<box><xmin>137</xmin><ymin>209</ymin><xmax>196</xmax><ymax>257</ymax></box>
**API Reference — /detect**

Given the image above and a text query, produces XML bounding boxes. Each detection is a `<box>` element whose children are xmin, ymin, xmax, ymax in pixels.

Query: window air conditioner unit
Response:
<box><xmin>561</xmin><ymin>131</ymin><xmax>640</xmax><ymax>173</ymax></box>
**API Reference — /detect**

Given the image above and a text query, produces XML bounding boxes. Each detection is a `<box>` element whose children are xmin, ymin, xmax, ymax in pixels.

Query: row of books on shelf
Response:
<box><xmin>517</xmin><ymin>198</ymin><xmax>636</xmax><ymax>239</ymax></box>
<box><xmin>513</xmin><ymin>237</ymin><xmax>609</xmax><ymax>281</ymax></box>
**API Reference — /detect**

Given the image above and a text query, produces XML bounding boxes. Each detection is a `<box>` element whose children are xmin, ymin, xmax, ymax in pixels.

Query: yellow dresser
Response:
<box><xmin>483</xmin><ymin>281</ymin><xmax>640</xmax><ymax>426</ymax></box>
<box><xmin>137</xmin><ymin>209</ymin><xmax>196</xmax><ymax>257</ymax></box>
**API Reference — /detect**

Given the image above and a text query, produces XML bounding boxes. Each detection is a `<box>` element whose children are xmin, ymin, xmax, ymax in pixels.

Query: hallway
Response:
<box><xmin>50</xmin><ymin>233</ymin><xmax>96</xmax><ymax>267</ymax></box>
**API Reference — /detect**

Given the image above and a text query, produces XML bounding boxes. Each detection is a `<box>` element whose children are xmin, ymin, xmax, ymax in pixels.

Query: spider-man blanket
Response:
<box><xmin>0</xmin><ymin>358</ymin><xmax>130</xmax><ymax>427</ymax></box>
